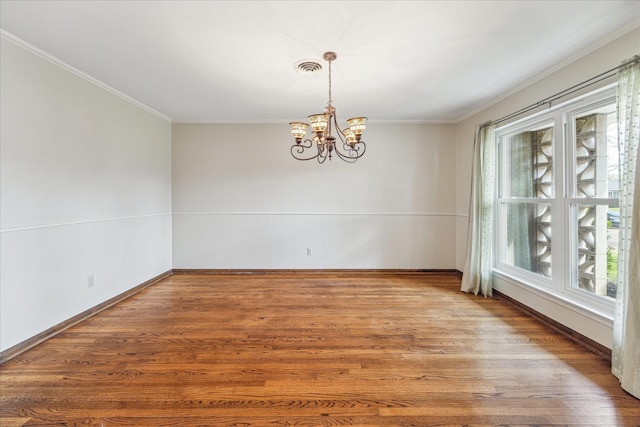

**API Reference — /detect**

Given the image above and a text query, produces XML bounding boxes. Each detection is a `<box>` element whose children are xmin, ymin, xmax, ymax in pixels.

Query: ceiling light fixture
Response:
<box><xmin>289</xmin><ymin>52</ymin><xmax>367</xmax><ymax>163</ymax></box>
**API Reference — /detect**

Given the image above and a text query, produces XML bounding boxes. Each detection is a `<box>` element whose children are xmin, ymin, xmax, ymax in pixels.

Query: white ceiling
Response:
<box><xmin>1</xmin><ymin>1</ymin><xmax>638</xmax><ymax>123</ymax></box>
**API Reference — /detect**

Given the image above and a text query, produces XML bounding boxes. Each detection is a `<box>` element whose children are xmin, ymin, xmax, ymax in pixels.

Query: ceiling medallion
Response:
<box><xmin>289</xmin><ymin>52</ymin><xmax>367</xmax><ymax>163</ymax></box>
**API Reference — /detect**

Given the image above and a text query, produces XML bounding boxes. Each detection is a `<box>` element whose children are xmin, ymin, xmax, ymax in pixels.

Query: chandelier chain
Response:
<box><xmin>327</xmin><ymin>59</ymin><xmax>333</xmax><ymax>107</ymax></box>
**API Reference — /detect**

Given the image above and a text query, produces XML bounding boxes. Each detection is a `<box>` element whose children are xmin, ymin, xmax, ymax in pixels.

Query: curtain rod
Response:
<box><xmin>493</xmin><ymin>56</ymin><xmax>640</xmax><ymax>126</ymax></box>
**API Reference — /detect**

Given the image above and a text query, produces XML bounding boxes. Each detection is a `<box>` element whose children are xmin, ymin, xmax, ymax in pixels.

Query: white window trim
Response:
<box><xmin>493</xmin><ymin>83</ymin><xmax>618</xmax><ymax>322</ymax></box>
<box><xmin>493</xmin><ymin>269</ymin><xmax>614</xmax><ymax>328</ymax></box>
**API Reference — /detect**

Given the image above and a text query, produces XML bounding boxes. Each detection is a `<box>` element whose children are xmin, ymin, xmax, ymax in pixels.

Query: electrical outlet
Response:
<box><xmin>307</xmin><ymin>247</ymin><xmax>312</xmax><ymax>256</ymax></box>
<box><xmin>88</xmin><ymin>274</ymin><xmax>95</xmax><ymax>288</ymax></box>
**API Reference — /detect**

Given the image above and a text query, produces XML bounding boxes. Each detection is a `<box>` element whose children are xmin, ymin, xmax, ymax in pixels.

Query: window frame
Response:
<box><xmin>495</xmin><ymin>113</ymin><xmax>560</xmax><ymax>291</ymax></box>
<box><xmin>493</xmin><ymin>84</ymin><xmax>617</xmax><ymax>319</ymax></box>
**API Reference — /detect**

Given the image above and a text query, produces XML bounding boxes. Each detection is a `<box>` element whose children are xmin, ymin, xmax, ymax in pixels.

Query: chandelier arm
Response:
<box><xmin>318</xmin><ymin>140</ymin><xmax>328</xmax><ymax>157</ymax></box>
<box><xmin>353</xmin><ymin>141</ymin><xmax>366</xmax><ymax>157</ymax></box>
<box><xmin>332</xmin><ymin>146</ymin><xmax>359</xmax><ymax>163</ymax></box>
<box><xmin>316</xmin><ymin>140</ymin><xmax>329</xmax><ymax>163</ymax></box>
<box><xmin>290</xmin><ymin>139</ymin><xmax>321</xmax><ymax>161</ymax></box>
<box><xmin>297</xmin><ymin>138</ymin><xmax>314</xmax><ymax>149</ymax></box>
<box><xmin>332</xmin><ymin>113</ymin><xmax>346</xmax><ymax>143</ymax></box>
<box><xmin>290</xmin><ymin>139</ymin><xmax>365</xmax><ymax>163</ymax></box>
<box><xmin>333</xmin><ymin>140</ymin><xmax>366</xmax><ymax>160</ymax></box>
<box><xmin>317</xmin><ymin>153</ymin><xmax>328</xmax><ymax>164</ymax></box>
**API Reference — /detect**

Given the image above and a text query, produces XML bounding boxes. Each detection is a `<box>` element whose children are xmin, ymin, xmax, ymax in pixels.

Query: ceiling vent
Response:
<box><xmin>295</xmin><ymin>59</ymin><xmax>322</xmax><ymax>75</ymax></box>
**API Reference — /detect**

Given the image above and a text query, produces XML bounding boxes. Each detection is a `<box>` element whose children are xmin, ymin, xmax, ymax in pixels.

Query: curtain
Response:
<box><xmin>612</xmin><ymin>57</ymin><xmax>640</xmax><ymax>399</ymax></box>
<box><xmin>461</xmin><ymin>123</ymin><xmax>496</xmax><ymax>297</ymax></box>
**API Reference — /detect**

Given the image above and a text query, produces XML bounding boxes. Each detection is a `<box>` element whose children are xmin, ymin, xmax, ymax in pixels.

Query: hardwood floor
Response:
<box><xmin>1</xmin><ymin>272</ymin><xmax>638</xmax><ymax>426</ymax></box>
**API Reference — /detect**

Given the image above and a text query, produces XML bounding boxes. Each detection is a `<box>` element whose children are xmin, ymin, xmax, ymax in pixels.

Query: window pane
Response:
<box><xmin>503</xmin><ymin>126</ymin><xmax>553</xmax><ymax>198</ymax></box>
<box><xmin>575</xmin><ymin>204</ymin><xmax>617</xmax><ymax>299</ymax></box>
<box><xmin>502</xmin><ymin>202</ymin><xmax>551</xmax><ymax>278</ymax></box>
<box><xmin>574</xmin><ymin>108</ymin><xmax>618</xmax><ymax>198</ymax></box>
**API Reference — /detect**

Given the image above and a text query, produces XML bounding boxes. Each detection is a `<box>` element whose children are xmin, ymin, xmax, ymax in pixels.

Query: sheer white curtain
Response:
<box><xmin>612</xmin><ymin>57</ymin><xmax>640</xmax><ymax>399</ymax></box>
<box><xmin>461</xmin><ymin>123</ymin><xmax>496</xmax><ymax>297</ymax></box>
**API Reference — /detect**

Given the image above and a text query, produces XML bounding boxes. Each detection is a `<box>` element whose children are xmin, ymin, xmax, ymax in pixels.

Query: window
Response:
<box><xmin>495</xmin><ymin>86</ymin><xmax>618</xmax><ymax>315</ymax></box>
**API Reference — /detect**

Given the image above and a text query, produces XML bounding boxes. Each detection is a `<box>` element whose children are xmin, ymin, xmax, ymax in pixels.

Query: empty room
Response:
<box><xmin>1</xmin><ymin>1</ymin><xmax>639</xmax><ymax>425</ymax></box>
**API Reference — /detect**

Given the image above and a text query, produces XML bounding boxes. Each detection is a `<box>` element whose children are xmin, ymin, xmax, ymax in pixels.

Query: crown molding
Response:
<box><xmin>1</xmin><ymin>29</ymin><xmax>172</xmax><ymax>123</ymax></box>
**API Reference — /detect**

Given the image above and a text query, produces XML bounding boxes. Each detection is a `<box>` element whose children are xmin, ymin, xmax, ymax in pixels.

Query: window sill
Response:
<box><xmin>492</xmin><ymin>269</ymin><xmax>614</xmax><ymax>348</ymax></box>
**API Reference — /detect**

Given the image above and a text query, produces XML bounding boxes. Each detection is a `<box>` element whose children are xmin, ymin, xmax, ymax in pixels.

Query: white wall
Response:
<box><xmin>454</xmin><ymin>27</ymin><xmax>640</xmax><ymax>348</ymax></box>
<box><xmin>0</xmin><ymin>36</ymin><xmax>173</xmax><ymax>352</ymax></box>
<box><xmin>172</xmin><ymin>123</ymin><xmax>456</xmax><ymax>269</ymax></box>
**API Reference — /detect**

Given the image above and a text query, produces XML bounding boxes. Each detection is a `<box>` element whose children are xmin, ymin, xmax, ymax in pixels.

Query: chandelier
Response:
<box><xmin>289</xmin><ymin>52</ymin><xmax>367</xmax><ymax>163</ymax></box>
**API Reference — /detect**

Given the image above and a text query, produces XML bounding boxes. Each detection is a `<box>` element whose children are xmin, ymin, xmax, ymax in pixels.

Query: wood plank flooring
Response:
<box><xmin>1</xmin><ymin>272</ymin><xmax>638</xmax><ymax>426</ymax></box>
